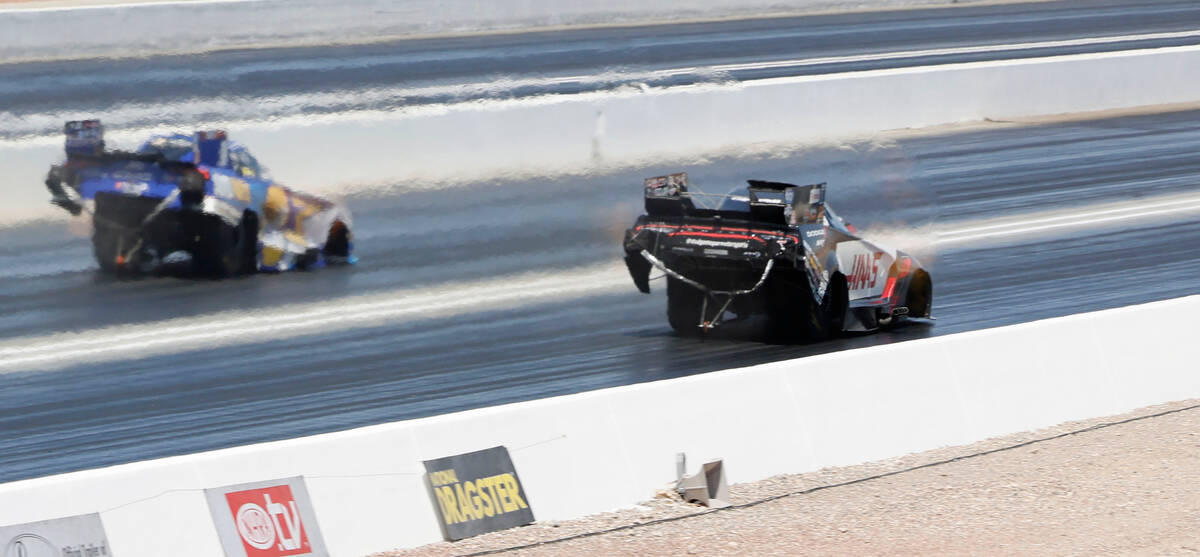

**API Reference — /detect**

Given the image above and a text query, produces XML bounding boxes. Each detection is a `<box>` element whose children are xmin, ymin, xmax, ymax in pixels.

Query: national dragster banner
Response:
<box><xmin>423</xmin><ymin>445</ymin><xmax>534</xmax><ymax>541</ymax></box>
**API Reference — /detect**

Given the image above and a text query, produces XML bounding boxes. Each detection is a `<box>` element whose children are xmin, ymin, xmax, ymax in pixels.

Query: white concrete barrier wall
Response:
<box><xmin>2</xmin><ymin>0</ymin><xmax>997</xmax><ymax>63</ymax></box>
<box><xmin>5</xmin><ymin>45</ymin><xmax>1200</xmax><ymax>225</ymax></box>
<box><xmin>247</xmin><ymin>45</ymin><xmax>1200</xmax><ymax>188</ymax></box>
<box><xmin>1</xmin><ymin>295</ymin><xmax>1197</xmax><ymax>556</ymax></box>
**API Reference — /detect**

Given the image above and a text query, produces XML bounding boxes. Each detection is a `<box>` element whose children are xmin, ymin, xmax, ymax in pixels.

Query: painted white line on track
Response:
<box><xmin>500</xmin><ymin>30</ymin><xmax>1200</xmax><ymax>87</ymax></box>
<box><xmin>0</xmin><ymin>262</ymin><xmax>630</xmax><ymax>373</ymax></box>
<box><xmin>710</xmin><ymin>29</ymin><xmax>1200</xmax><ymax>73</ymax></box>
<box><xmin>936</xmin><ymin>193</ymin><xmax>1200</xmax><ymax>245</ymax></box>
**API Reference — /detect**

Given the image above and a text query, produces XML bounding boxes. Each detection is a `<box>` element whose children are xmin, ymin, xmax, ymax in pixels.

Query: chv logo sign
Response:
<box><xmin>226</xmin><ymin>485</ymin><xmax>307</xmax><ymax>556</ymax></box>
<box><xmin>206</xmin><ymin>477</ymin><xmax>328</xmax><ymax>557</ymax></box>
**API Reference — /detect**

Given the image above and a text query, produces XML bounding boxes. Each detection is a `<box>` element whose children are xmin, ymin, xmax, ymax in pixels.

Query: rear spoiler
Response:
<box><xmin>642</xmin><ymin>173</ymin><xmax>827</xmax><ymax>224</ymax></box>
<box><xmin>49</xmin><ymin>120</ymin><xmax>212</xmax><ymax>215</ymax></box>
<box><xmin>64</xmin><ymin>119</ymin><xmax>228</xmax><ymax>167</ymax></box>
<box><xmin>76</xmin><ymin>149</ymin><xmax>199</xmax><ymax>171</ymax></box>
<box><xmin>61</xmin><ymin>119</ymin><xmax>198</xmax><ymax>170</ymax></box>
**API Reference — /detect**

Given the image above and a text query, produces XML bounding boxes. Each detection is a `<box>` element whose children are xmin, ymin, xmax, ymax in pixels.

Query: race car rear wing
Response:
<box><xmin>643</xmin><ymin>172</ymin><xmax>828</xmax><ymax>225</ymax></box>
<box><xmin>59</xmin><ymin>119</ymin><xmax>198</xmax><ymax>169</ymax></box>
<box><xmin>48</xmin><ymin>120</ymin><xmax>205</xmax><ymax>214</ymax></box>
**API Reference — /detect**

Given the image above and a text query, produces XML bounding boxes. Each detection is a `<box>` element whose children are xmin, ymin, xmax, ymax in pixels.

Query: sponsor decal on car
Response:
<box><xmin>0</xmin><ymin>513</ymin><xmax>111</xmax><ymax>557</ymax></box>
<box><xmin>205</xmin><ymin>477</ymin><xmax>328</xmax><ymax>557</ymax></box>
<box><xmin>423</xmin><ymin>446</ymin><xmax>534</xmax><ymax>541</ymax></box>
<box><xmin>231</xmin><ymin>178</ymin><xmax>253</xmax><ymax>204</ymax></box>
<box><xmin>684</xmin><ymin>238</ymin><xmax>750</xmax><ymax>249</ymax></box>
<box><xmin>644</xmin><ymin>173</ymin><xmax>689</xmax><ymax>198</ymax></box>
<box><xmin>113</xmin><ymin>181</ymin><xmax>149</xmax><ymax>196</ymax></box>
<box><xmin>801</xmin><ymin>241</ymin><xmax>828</xmax><ymax>301</ymax></box>
<box><xmin>836</xmin><ymin>241</ymin><xmax>895</xmax><ymax>299</ymax></box>
<box><xmin>846</xmin><ymin>252</ymin><xmax>883</xmax><ymax>291</ymax></box>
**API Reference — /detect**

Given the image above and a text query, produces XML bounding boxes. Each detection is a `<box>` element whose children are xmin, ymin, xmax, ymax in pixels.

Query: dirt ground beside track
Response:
<box><xmin>378</xmin><ymin>399</ymin><xmax>1200</xmax><ymax>556</ymax></box>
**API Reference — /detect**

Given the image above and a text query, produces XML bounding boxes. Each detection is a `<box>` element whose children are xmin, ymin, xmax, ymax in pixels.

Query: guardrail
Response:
<box><xmin>240</xmin><ymin>45</ymin><xmax>1200</xmax><ymax>190</ymax></box>
<box><xmin>1</xmin><ymin>295</ymin><xmax>1197</xmax><ymax>556</ymax></box>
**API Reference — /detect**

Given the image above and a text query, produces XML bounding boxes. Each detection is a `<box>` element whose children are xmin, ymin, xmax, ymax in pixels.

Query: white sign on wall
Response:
<box><xmin>0</xmin><ymin>513</ymin><xmax>112</xmax><ymax>557</ymax></box>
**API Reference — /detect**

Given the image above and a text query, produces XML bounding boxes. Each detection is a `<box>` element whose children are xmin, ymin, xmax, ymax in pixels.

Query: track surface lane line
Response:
<box><xmin>708</xmin><ymin>28</ymin><xmax>1200</xmax><ymax>72</ymax></box>
<box><xmin>523</xmin><ymin>29</ymin><xmax>1200</xmax><ymax>86</ymax></box>
<box><xmin>937</xmin><ymin>193</ymin><xmax>1200</xmax><ymax>244</ymax></box>
<box><xmin>0</xmin><ymin>262</ymin><xmax>629</xmax><ymax>373</ymax></box>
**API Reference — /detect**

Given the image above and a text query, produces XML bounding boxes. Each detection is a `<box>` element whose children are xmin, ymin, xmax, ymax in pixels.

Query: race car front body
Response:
<box><xmin>623</xmin><ymin>173</ymin><xmax>932</xmax><ymax>340</ymax></box>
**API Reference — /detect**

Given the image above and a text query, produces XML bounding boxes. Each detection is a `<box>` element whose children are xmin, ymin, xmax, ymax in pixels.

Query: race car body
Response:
<box><xmin>44</xmin><ymin>120</ymin><xmax>354</xmax><ymax>275</ymax></box>
<box><xmin>622</xmin><ymin>172</ymin><xmax>932</xmax><ymax>341</ymax></box>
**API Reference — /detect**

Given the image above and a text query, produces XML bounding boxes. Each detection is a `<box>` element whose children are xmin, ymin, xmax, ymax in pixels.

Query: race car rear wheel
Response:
<box><xmin>323</xmin><ymin>220</ymin><xmax>351</xmax><ymax>258</ymax></box>
<box><xmin>767</xmin><ymin>273</ymin><xmax>847</xmax><ymax>343</ymax></box>
<box><xmin>192</xmin><ymin>212</ymin><xmax>257</xmax><ymax>277</ymax></box>
<box><xmin>666</xmin><ymin>277</ymin><xmax>705</xmax><ymax>336</ymax></box>
<box><xmin>820</xmin><ymin>275</ymin><xmax>849</xmax><ymax>337</ymax></box>
<box><xmin>92</xmin><ymin>219</ymin><xmax>141</xmax><ymax>275</ymax></box>
<box><xmin>906</xmin><ymin>270</ymin><xmax>933</xmax><ymax>319</ymax></box>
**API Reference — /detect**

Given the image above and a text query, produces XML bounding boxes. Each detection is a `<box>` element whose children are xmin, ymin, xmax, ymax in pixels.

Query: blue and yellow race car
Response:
<box><xmin>45</xmin><ymin>120</ymin><xmax>355</xmax><ymax>275</ymax></box>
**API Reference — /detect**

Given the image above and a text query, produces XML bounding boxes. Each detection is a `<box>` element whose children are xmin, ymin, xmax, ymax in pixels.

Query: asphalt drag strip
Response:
<box><xmin>2</xmin><ymin>108</ymin><xmax>1200</xmax><ymax>483</ymax></box>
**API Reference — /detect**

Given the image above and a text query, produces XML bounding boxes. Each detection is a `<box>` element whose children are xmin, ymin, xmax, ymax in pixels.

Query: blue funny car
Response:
<box><xmin>45</xmin><ymin>120</ymin><xmax>355</xmax><ymax>276</ymax></box>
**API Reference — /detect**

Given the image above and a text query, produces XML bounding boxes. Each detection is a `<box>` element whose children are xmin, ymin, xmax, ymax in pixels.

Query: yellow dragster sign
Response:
<box><xmin>422</xmin><ymin>446</ymin><xmax>535</xmax><ymax>540</ymax></box>
<box><xmin>428</xmin><ymin>469</ymin><xmax>529</xmax><ymax>525</ymax></box>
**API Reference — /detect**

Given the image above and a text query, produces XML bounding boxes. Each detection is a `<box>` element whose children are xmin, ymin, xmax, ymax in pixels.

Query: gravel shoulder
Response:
<box><xmin>378</xmin><ymin>399</ymin><xmax>1200</xmax><ymax>556</ymax></box>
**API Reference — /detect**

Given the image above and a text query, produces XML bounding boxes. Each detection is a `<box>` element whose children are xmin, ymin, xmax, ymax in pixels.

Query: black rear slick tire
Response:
<box><xmin>192</xmin><ymin>213</ymin><xmax>256</xmax><ymax>278</ymax></box>
<box><xmin>666</xmin><ymin>277</ymin><xmax>705</xmax><ymax>336</ymax></box>
<box><xmin>92</xmin><ymin>218</ymin><xmax>140</xmax><ymax>275</ymax></box>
